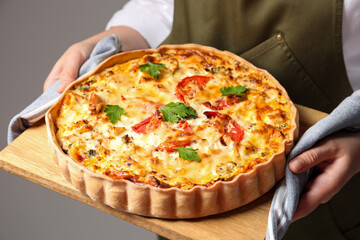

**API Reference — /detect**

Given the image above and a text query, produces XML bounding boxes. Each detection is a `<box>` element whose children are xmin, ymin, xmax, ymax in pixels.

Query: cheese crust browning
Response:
<box><xmin>46</xmin><ymin>44</ymin><xmax>298</xmax><ymax>218</ymax></box>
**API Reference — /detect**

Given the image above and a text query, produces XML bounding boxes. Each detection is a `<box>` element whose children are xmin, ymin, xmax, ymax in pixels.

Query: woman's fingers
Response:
<box><xmin>291</xmin><ymin>163</ymin><xmax>347</xmax><ymax>221</ymax></box>
<box><xmin>289</xmin><ymin>132</ymin><xmax>360</xmax><ymax>222</ymax></box>
<box><xmin>289</xmin><ymin>143</ymin><xmax>337</xmax><ymax>221</ymax></box>
<box><xmin>57</xmin><ymin>49</ymin><xmax>86</xmax><ymax>93</ymax></box>
<box><xmin>43</xmin><ymin>57</ymin><xmax>64</xmax><ymax>92</ymax></box>
<box><xmin>43</xmin><ymin>43</ymin><xmax>91</xmax><ymax>93</ymax></box>
<box><xmin>43</xmin><ymin>26</ymin><xmax>152</xmax><ymax>93</ymax></box>
<box><xmin>289</xmin><ymin>141</ymin><xmax>335</xmax><ymax>174</ymax></box>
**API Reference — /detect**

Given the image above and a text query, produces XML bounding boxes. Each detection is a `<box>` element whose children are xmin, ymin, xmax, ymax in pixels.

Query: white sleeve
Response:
<box><xmin>343</xmin><ymin>0</ymin><xmax>360</xmax><ymax>91</ymax></box>
<box><xmin>106</xmin><ymin>0</ymin><xmax>174</xmax><ymax>49</ymax></box>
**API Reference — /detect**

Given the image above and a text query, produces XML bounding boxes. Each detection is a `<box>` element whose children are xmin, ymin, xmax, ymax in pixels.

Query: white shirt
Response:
<box><xmin>343</xmin><ymin>0</ymin><xmax>360</xmax><ymax>91</ymax></box>
<box><xmin>106</xmin><ymin>0</ymin><xmax>360</xmax><ymax>91</ymax></box>
<box><xmin>106</xmin><ymin>0</ymin><xmax>174</xmax><ymax>48</ymax></box>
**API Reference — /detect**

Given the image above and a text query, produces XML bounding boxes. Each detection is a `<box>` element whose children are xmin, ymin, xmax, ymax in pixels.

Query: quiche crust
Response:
<box><xmin>45</xmin><ymin>44</ymin><xmax>299</xmax><ymax>218</ymax></box>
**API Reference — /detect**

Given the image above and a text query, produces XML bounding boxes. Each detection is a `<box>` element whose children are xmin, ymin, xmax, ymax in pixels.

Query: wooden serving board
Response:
<box><xmin>0</xmin><ymin>104</ymin><xmax>327</xmax><ymax>240</ymax></box>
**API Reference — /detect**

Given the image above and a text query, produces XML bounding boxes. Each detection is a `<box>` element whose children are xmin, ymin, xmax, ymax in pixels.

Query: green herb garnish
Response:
<box><xmin>104</xmin><ymin>104</ymin><xmax>126</xmax><ymax>124</ymax></box>
<box><xmin>79</xmin><ymin>85</ymin><xmax>89</xmax><ymax>91</ymax></box>
<box><xmin>176</xmin><ymin>147</ymin><xmax>201</xmax><ymax>162</ymax></box>
<box><xmin>139</xmin><ymin>62</ymin><xmax>166</xmax><ymax>79</ymax></box>
<box><xmin>220</xmin><ymin>85</ymin><xmax>247</xmax><ymax>97</ymax></box>
<box><xmin>86</xmin><ymin>149</ymin><xmax>97</xmax><ymax>158</ymax></box>
<box><xmin>159</xmin><ymin>102</ymin><xmax>197</xmax><ymax>123</ymax></box>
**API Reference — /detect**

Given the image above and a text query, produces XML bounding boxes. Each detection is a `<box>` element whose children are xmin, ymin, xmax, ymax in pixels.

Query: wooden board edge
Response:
<box><xmin>0</xmin><ymin>155</ymin><xmax>191</xmax><ymax>240</ymax></box>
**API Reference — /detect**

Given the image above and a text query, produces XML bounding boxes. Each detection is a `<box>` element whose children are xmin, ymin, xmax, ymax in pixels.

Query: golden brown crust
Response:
<box><xmin>45</xmin><ymin>44</ymin><xmax>298</xmax><ymax>218</ymax></box>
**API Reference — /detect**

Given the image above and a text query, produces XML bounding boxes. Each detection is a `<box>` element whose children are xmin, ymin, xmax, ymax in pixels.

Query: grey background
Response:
<box><xmin>0</xmin><ymin>0</ymin><xmax>156</xmax><ymax>239</ymax></box>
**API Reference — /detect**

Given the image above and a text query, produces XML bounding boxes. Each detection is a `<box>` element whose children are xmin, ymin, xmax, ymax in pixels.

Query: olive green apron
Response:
<box><xmin>163</xmin><ymin>1</ymin><xmax>360</xmax><ymax>239</ymax></box>
<box><xmin>163</xmin><ymin>0</ymin><xmax>353</xmax><ymax>113</ymax></box>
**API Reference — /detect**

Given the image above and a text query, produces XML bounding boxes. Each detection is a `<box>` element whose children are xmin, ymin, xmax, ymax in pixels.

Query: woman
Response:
<box><xmin>43</xmin><ymin>1</ymin><xmax>360</xmax><ymax>239</ymax></box>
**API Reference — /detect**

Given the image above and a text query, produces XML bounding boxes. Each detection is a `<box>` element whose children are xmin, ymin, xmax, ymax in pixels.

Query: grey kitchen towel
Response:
<box><xmin>266</xmin><ymin>89</ymin><xmax>360</xmax><ymax>240</ymax></box>
<box><xmin>7</xmin><ymin>34</ymin><xmax>122</xmax><ymax>144</ymax></box>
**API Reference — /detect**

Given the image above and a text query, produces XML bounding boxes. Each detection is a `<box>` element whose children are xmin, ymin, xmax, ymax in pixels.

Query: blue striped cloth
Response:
<box><xmin>8</xmin><ymin>35</ymin><xmax>360</xmax><ymax>239</ymax></box>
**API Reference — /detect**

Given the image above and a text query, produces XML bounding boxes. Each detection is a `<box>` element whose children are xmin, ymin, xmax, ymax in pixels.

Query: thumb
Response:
<box><xmin>57</xmin><ymin>51</ymin><xmax>85</xmax><ymax>93</ymax></box>
<box><xmin>289</xmin><ymin>143</ymin><xmax>333</xmax><ymax>174</ymax></box>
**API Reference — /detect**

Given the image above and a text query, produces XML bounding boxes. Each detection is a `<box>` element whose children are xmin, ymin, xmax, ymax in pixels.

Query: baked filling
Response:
<box><xmin>55</xmin><ymin>48</ymin><xmax>296</xmax><ymax>190</ymax></box>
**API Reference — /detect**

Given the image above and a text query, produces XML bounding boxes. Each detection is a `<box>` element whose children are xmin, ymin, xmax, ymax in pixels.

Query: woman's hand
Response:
<box><xmin>289</xmin><ymin>131</ymin><xmax>360</xmax><ymax>221</ymax></box>
<box><xmin>43</xmin><ymin>26</ymin><xmax>149</xmax><ymax>93</ymax></box>
<box><xmin>43</xmin><ymin>41</ymin><xmax>94</xmax><ymax>93</ymax></box>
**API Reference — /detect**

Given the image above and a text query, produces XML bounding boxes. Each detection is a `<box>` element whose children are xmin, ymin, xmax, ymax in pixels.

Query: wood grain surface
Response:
<box><xmin>0</xmin><ymin>104</ymin><xmax>327</xmax><ymax>240</ymax></box>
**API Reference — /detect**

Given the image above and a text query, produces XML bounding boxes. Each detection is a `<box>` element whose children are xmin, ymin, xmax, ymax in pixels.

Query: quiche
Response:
<box><xmin>45</xmin><ymin>44</ymin><xmax>298</xmax><ymax>218</ymax></box>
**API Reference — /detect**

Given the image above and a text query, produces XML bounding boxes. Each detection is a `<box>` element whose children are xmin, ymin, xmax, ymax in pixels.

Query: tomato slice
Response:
<box><xmin>177</xmin><ymin>120</ymin><xmax>194</xmax><ymax>133</ymax></box>
<box><xmin>142</xmin><ymin>99</ymin><xmax>164</xmax><ymax>113</ymax></box>
<box><xmin>226</xmin><ymin>120</ymin><xmax>244</xmax><ymax>143</ymax></box>
<box><xmin>157</xmin><ymin>128</ymin><xmax>194</xmax><ymax>152</ymax></box>
<box><xmin>131</xmin><ymin>114</ymin><xmax>162</xmax><ymax>134</ymax></box>
<box><xmin>203</xmin><ymin>111</ymin><xmax>223</xmax><ymax>119</ymax></box>
<box><xmin>156</xmin><ymin>139</ymin><xmax>192</xmax><ymax>152</ymax></box>
<box><xmin>105</xmin><ymin>169</ymin><xmax>143</xmax><ymax>183</ymax></box>
<box><xmin>202</xmin><ymin>96</ymin><xmax>241</xmax><ymax>110</ymax></box>
<box><xmin>204</xmin><ymin>111</ymin><xmax>244</xmax><ymax>143</ymax></box>
<box><xmin>176</xmin><ymin>75</ymin><xmax>212</xmax><ymax>103</ymax></box>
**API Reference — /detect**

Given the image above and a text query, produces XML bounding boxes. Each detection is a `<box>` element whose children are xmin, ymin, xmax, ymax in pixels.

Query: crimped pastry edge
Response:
<box><xmin>45</xmin><ymin>44</ymin><xmax>299</xmax><ymax>219</ymax></box>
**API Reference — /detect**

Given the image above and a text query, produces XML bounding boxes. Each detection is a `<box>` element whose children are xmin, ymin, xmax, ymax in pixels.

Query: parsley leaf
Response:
<box><xmin>79</xmin><ymin>85</ymin><xmax>89</xmax><ymax>91</ymax></box>
<box><xmin>176</xmin><ymin>147</ymin><xmax>201</xmax><ymax>162</ymax></box>
<box><xmin>139</xmin><ymin>62</ymin><xmax>166</xmax><ymax>79</ymax></box>
<box><xmin>104</xmin><ymin>104</ymin><xmax>126</xmax><ymax>124</ymax></box>
<box><xmin>220</xmin><ymin>85</ymin><xmax>247</xmax><ymax>97</ymax></box>
<box><xmin>159</xmin><ymin>102</ymin><xmax>197</xmax><ymax>123</ymax></box>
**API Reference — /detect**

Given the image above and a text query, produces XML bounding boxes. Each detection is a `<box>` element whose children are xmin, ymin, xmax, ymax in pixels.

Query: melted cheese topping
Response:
<box><xmin>55</xmin><ymin>49</ymin><xmax>296</xmax><ymax>189</ymax></box>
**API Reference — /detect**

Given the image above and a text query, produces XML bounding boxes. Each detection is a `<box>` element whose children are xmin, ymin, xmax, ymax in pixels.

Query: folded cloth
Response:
<box><xmin>266</xmin><ymin>90</ymin><xmax>360</xmax><ymax>240</ymax></box>
<box><xmin>7</xmin><ymin>34</ymin><xmax>122</xmax><ymax>144</ymax></box>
